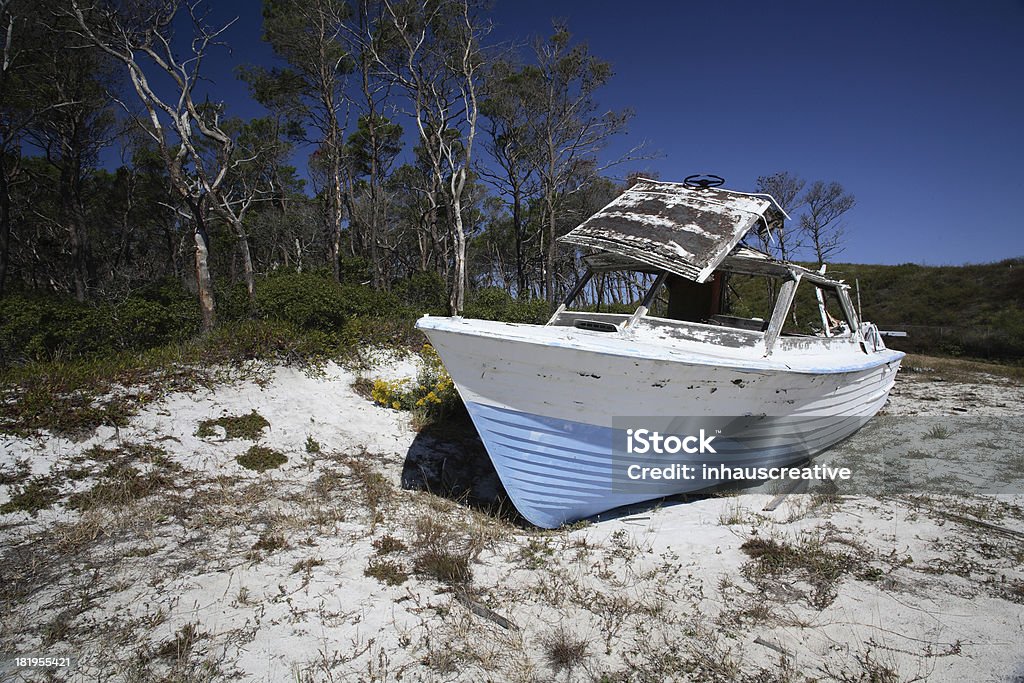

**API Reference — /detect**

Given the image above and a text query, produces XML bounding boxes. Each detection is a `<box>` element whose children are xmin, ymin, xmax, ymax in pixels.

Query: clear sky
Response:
<box><xmin>163</xmin><ymin>0</ymin><xmax>1024</xmax><ymax>266</ymax></box>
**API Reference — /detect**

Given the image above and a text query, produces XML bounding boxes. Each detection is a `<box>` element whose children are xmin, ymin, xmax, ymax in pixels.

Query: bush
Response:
<box><xmin>393</xmin><ymin>271</ymin><xmax>448</xmax><ymax>315</ymax></box>
<box><xmin>338</xmin><ymin>283</ymin><xmax>405</xmax><ymax>318</ymax></box>
<box><xmin>0</xmin><ymin>281</ymin><xmax>201</xmax><ymax>364</ymax></box>
<box><xmin>463</xmin><ymin>287</ymin><xmax>550</xmax><ymax>324</ymax></box>
<box><xmin>213</xmin><ymin>281</ymin><xmax>252</xmax><ymax>322</ymax></box>
<box><xmin>0</xmin><ymin>294</ymin><xmax>102</xmax><ymax>361</ymax></box>
<box><xmin>255</xmin><ymin>271</ymin><xmax>350</xmax><ymax>332</ymax></box>
<box><xmin>369</xmin><ymin>344</ymin><xmax>460</xmax><ymax>427</ymax></box>
<box><xmin>254</xmin><ymin>270</ymin><xmax>406</xmax><ymax>335</ymax></box>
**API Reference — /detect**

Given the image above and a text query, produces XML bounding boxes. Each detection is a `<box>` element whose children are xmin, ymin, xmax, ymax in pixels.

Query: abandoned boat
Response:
<box><xmin>417</xmin><ymin>177</ymin><xmax>904</xmax><ymax>528</ymax></box>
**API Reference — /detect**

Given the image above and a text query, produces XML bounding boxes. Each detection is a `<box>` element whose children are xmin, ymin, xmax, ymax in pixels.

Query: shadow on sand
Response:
<box><xmin>400</xmin><ymin>410</ymin><xmax>526</xmax><ymax>525</ymax></box>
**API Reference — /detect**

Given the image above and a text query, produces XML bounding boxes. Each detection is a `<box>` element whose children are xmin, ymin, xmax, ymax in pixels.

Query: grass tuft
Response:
<box><xmin>410</xmin><ymin>517</ymin><xmax>475</xmax><ymax>586</ymax></box>
<box><xmin>740</xmin><ymin>533</ymin><xmax>866</xmax><ymax>609</ymax></box>
<box><xmin>541</xmin><ymin>626</ymin><xmax>590</xmax><ymax>673</ymax></box>
<box><xmin>197</xmin><ymin>410</ymin><xmax>270</xmax><ymax>440</ymax></box>
<box><xmin>251</xmin><ymin>531</ymin><xmax>289</xmax><ymax>553</ymax></box>
<box><xmin>372</xmin><ymin>534</ymin><xmax>406</xmax><ymax>555</ymax></box>
<box><xmin>364</xmin><ymin>558</ymin><xmax>409</xmax><ymax>586</ymax></box>
<box><xmin>236</xmin><ymin>445</ymin><xmax>287</xmax><ymax>472</ymax></box>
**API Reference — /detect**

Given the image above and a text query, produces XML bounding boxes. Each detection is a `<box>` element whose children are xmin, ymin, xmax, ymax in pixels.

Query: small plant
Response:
<box><xmin>156</xmin><ymin>623</ymin><xmax>204</xmax><ymax>660</ymax></box>
<box><xmin>0</xmin><ymin>477</ymin><xmax>60</xmax><ymax>516</ymax></box>
<box><xmin>0</xmin><ymin>458</ymin><xmax>30</xmax><ymax>486</ymax></box>
<box><xmin>67</xmin><ymin>465</ymin><xmax>176</xmax><ymax>511</ymax></box>
<box><xmin>740</xmin><ymin>533</ymin><xmax>864</xmax><ymax>609</ymax></box>
<box><xmin>197</xmin><ymin>410</ymin><xmax>270</xmax><ymax>440</ymax></box>
<box><xmin>304</xmin><ymin>435</ymin><xmax>321</xmax><ymax>453</ymax></box>
<box><xmin>366</xmin><ymin>344</ymin><xmax>460</xmax><ymax>428</ymax></box>
<box><xmin>291</xmin><ymin>557</ymin><xmax>324</xmax><ymax>574</ymax></box>
<box><xmin>373</xmin><ymin>534</ymin><xmax>407</xmax><ymax>555</ymax></box>
<box><xmin>344</xmin><ymin>457</ymin><xmax>391</xmax><ymax>523</ymax></box>
<box><xmin>541</xmin><ymin>626</ymin><xmax>590</xmax><ymax>673</ymax></box>
<box><xmin>410</xmin><ymin>517</ymin><xmax>474</xmax><ymax>586</ymax></box>
<box><xmin>251</xmin><ymin>531</ymin><xmax>289</xmax><ymax>553</ymax></box>
<box><xmin>364</xmin><ymin>558</ymin><xmax>409</xmax><ymax>586</ymax></box>
<box><xmin>237</xmin><ymin>445</ymin><xmax>287</xmax><ymax>472</ymax></box>
<box><xmin>924</xmin><ymin>424</ymin><xmax>951</xmax><ymax>440</ymax></box>
<box><xmin>518</xmin><ymin>538</ymin><xmax>554</xmax><ymax>569</ymax></box>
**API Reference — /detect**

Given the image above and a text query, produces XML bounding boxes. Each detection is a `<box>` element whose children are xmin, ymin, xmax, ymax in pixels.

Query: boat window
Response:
<box><xmin>639</xmin><ymin>272</ymin><xmax>772</xmax><ymax>331</ymax></box>
<box><xmin>782</xmin><ymin>283</ymin><xmax>850</xmax><ymax>337</ymax></box>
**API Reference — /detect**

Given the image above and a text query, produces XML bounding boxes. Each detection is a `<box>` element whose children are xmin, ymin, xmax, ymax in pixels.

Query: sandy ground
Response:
<box><xmin>1</xmin><ymin>353</ymin><xmax>1023</xmax><ymax>682</ymax></box>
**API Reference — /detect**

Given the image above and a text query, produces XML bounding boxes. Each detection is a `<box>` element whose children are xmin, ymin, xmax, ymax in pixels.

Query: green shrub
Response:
<box><xmin>213</xmin><ymin>281</ymin><xmax>252</xmax><ymax>322</ymax></box>
<box><xmin>0</xmin><ymin>294</ymin><xmax>109</xmax><ymax>361</ymax></box>
<box><xmin>254</xmin><ymin>270</ymin><xmax>405</xmax><ymax>333</ymax></box>
<box><xmin>338</xmin><ymin>283</ymin><xmax>405</xmax><ymax>317</ymax></box>
<box><xmin>393</xmin><ymin>271</ymin><xmax>448</xmax><ymax>315</ymax></box>
<box><xmin>464</xmin><ymin>287</ymin><xmax>550</xmax><ymax>324</ymax></box>
<box><xmin>255</xmin><ymin>271</ymin><xmax>350</xmax><ymax>332</ymax></box>
<box><xmin>0</xmin><ymin>283</ymin><xmax>199</xmax><ymax>364</ymax></box>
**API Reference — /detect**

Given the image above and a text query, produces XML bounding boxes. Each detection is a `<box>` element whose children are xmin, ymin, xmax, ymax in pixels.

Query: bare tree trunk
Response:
<box><xmin>450</xmin><ymin>169</ymin><xmax>468</xmax><ymax>313</ymax></box>
<box><xmin>191</xmin><ymin>204</ymin><xmax>215</xmax><ymax>332</ymax></box>
<box><xmin>236</xmin><ymin>223</ymin><xmax>255</xmax><ymax>300</ymax></box>
<box><xmin>59</xmin><ymin>163</ymin><xmax>88</xmax><ymax>301</ymax></box>
<box><xmin>544</xmin><ymin>195</ymin><xmax>556</xmax><ymax>304</ymax></box>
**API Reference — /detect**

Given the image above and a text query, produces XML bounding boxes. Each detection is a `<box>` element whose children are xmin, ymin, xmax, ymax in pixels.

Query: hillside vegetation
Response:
<box><xmin>817</xmin><ymin>258</ymin><xmax>1024</xmax><ymax>359</ymax></box>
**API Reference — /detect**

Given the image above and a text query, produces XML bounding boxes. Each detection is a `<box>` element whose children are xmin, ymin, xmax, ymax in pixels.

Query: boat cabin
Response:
<box><xmin>548</xmin><ymin>178</ymin><xmax>874</xmax><ymax>356</ymax></box>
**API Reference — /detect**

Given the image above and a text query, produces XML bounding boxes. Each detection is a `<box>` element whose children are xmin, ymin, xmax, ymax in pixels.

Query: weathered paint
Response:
<box><xmin>560</xmin><ymin>179</ymin><xmax>771</xmax><ymax>283</ymax></box>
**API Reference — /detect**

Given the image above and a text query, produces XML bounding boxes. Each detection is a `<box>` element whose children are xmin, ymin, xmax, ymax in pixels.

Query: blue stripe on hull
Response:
<box><xmin>464</xmin><ymin>402</ymin><xmax>869</xmax><ymax>528</ymax></box>
<box><xmin>464</xmin><ymin>401</ymin><xmax>644</xmax><ymax>528</ymax></box>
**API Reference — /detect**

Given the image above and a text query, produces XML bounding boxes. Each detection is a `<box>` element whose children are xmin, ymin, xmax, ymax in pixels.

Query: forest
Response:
<box><xmin>1</xmin><ymin>0</ymin><xmax>1019</xmax><ymax>366</ymax></box>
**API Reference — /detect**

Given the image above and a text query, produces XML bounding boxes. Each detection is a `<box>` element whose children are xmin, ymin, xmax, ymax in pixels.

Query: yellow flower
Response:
<box><xmin>392</xmin><ymin>401</ymin><xmax>401</xmax><ymax>410</ymax></box>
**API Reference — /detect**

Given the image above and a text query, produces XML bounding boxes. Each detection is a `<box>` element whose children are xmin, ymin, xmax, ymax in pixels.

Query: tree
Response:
<box><xmin>373</xmin><ymin>0</ymin><xmax>489</xmax><ymax>313</ymax></box>
<box><xmin>754</xmin><ymin>171</ymin><xmax>805</xmax><ymax>262</ymax></box>
<box><xmin>478</xmin><ymin>58</ymin><xmax>544</xmax><ymax>298</ymax></box>
<box><xmin>534</xmin><ymin>25</ymin><xmax>633</xmax><ymax>303</ymax></box>
<box><xmin>800</xmin><ymin>180</ymin><xmax>855</xmax><ymax>266</ymax></box>
<box><xmin>27</xmin><ymin>14</ymin><xmax>119</xmax><ymax>301</ymax></box>
<box><xmin>0</xmin><ymin>0</ymin><xmax>56</xmax><ymax>295</ymax></box>
<box><xmin>69</xmin><ymin>0</ymin><xmax>250</xmax><ymax>330</ymax></box>
<box><xmin>343</xmin><ymin>112</ymin><xmax>403</xmax><ymax>286</ymax></box>
<box><xmin>250</xmin><ymin>0</ymin><xmax>352</xmax><ymax>282</ymax></box>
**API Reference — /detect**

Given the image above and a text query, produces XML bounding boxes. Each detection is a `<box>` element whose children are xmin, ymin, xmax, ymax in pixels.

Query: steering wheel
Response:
<box><xmin>683</xmin><ymin>174</ymin><xmax>725</xmax><ymax>189</ymax></box>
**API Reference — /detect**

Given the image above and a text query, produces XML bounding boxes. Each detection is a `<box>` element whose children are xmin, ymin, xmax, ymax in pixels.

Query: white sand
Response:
<box><xmin>1</xmin><ymin>357</ymin><xmax>1022</xmax><ymax>682</ymax></box>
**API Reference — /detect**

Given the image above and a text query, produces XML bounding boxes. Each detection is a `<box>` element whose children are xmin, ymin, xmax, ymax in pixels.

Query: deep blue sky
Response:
<box><xmin>164</xmin><ymin>0</ymin><xmax>1024</xmax><ymax>266</ymax></box>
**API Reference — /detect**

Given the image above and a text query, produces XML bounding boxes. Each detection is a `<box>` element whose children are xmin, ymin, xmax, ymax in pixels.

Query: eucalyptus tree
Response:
<box><xmin>68</xmin><ymin>0</ymin><xmax>252</xmax><ymax>330</ymax></box>
<box><xmin>0</xmin><ymin>0</ymin><xmax>56</xmax><ymax>295</ymax></box>
<box><xmin>478</xmin><ymin>59</ymin><xmax>545</xmax><ymax>298</ymax></box>
<box><xmin>248</xmin><ymin>0</ymin><xmax>352</xmax><ymax>281</ymax></box>
<box><xmin>800</xmin><ymin>180</ymin><xmax>855</xmax><ymax>266</ymax></box>
<box><xmin>26</xmin><ymin>15</ymin><xmax>120</xmax><ymax>301</ymax></box>
<box><xmin>337</xmin><ymin>0</ymin><xmax>406</xmax><ymax>288</ymax></box>
<box><xmin>342</xmin><ymin>112</ymin><xmax>402</xmax><ymax>286</ymax></box>
<box><xmin>372</xmin><ymin>0</ymin><xmax>489</xmax><ymax>314</ymax></box>
<box><xmin>754</xmin><ymin>171</ymin><xmax>805</xmax><ymax>262</ymax></box>
<box><xmin>533</xmin><ymin>25</ymin><xmax>633</xmax><ymax>303</ymax></box>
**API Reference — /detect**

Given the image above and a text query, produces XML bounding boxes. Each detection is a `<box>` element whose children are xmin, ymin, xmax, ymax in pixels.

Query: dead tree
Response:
<box><xmin>69</xmin><ymin>0</ymin><xmax>255</xmax><ymax>329</ymax></box>
<box><xmin>800</xmin><ymin>180</ymin><xmax>855</xmax><ymax>267</ymax></box>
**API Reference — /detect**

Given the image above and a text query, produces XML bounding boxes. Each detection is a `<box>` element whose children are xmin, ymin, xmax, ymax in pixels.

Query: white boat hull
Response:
<box><xmin>417</xmin><ymin>316</ymin><xmax>904</xmax><ymax>528</ymax></box>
